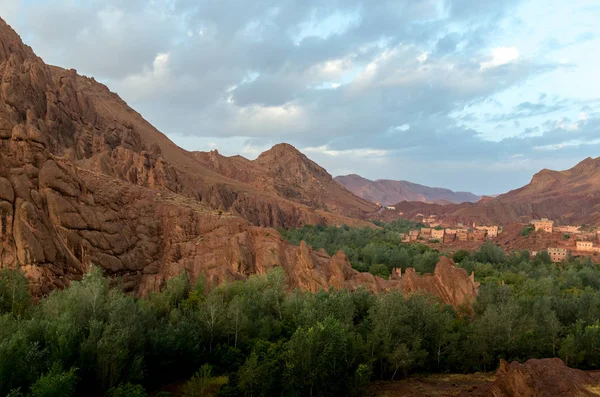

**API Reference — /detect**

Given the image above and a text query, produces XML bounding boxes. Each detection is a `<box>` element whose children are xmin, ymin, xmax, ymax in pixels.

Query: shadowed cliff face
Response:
<box><xmin>0</xmin><ymin>17</ymin><xmax>478</xmax><ymax>307</ymax></box>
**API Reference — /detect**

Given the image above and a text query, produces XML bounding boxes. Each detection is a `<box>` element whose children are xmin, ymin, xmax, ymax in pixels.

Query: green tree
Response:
<box><xmin>30</xmin><ymin>364</ymin><xmax>78</xmax><ymax>397</ymax></box>
<box><xmin>369</xmin><ymin>263</ymin><xmax>391</xmax><ymax>279</ymax></box>
<box><xmin>0</xmin><ymin>268</ymin><xmax>31</xmax><ymax>317</ymax></box>
<box><xmin>182</xmin><ymin>365</ymin><xmax>228</xmax><ymax>397</ymax></box>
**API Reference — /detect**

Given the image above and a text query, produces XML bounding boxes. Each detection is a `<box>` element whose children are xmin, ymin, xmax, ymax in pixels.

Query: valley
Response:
<box><xmin>1</xmin><ymin>8</ymin><xmax>600</xmax><ymax>397</ymax></box>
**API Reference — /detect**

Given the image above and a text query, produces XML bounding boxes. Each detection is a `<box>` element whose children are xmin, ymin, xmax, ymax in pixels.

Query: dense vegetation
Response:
<box><xmin>3</xmin><ymin>222</ymin><xmax>600</xmax><ymax>396</ymax></box>
<box><xmin>280</xmin><ymin>219</ymin><xmax>442</xmax><ymax>277</ymax></box>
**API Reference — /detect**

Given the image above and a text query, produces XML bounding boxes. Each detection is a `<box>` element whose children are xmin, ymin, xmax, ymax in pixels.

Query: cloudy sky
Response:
<box><xmin>2</xmin><ymin>0</ymin><xmax>599</xmax><ymax>194</ymax></box>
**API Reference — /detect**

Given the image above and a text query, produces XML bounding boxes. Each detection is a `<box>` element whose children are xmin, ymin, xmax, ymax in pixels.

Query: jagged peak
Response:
<box><xmin>258</xmin><ymin>142</ymin><xmax>301</xmax><ymax>157</ymax></box>
<box><xmin>0</xmin><ymin>17</ymin><xmax>38</xmax><ymax>63</ymax></box>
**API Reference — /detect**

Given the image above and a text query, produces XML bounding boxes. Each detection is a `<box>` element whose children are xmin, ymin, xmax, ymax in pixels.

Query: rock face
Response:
<box><xmin>487</xmin><ymin>358</ymin><xmax>600</xmax><ymax>397</ymax></box>
<box><xmin>383</xmin><ymin>157</ymin><xmax>600</xmax><ymax>226</ymax></box>
<box><xmin>0</xmin><ymin>17</ymin><xmax>480</xmax><ymax>306</ymax></box>
<box><xmin>335</xmin><ymin>174</ymin><xmax>480</xmax><ymax>206</ymax></box>
<box><xmin>193</xmin><ymin>145</ymin><xmax>378</xmax><ymax>218</ymax></box>
<box><xmin>393</xmin><ymin>257</ymin><xmax>480</xmax><ymax>309</ymax></box>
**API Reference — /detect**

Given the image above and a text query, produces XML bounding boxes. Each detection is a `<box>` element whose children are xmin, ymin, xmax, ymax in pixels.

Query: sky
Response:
<box><xmin>1</xmin><ymin>0</ymin><xmax>599</xmax><ymax>195</ymax></box>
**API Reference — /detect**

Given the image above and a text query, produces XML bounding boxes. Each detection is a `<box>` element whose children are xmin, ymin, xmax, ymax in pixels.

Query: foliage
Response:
<box><xmin>181</xmin><ymin>365</ymin><xmax>227</xmax><ymax>397</ymax></box>
<box><xmin>280</xmin><ymin>220</ymin><xmax>439</xmax><ymax>277</ymax></box>
<box><xmin>29</xmin><ymin>364</ymin><xmax>78</xmax><ymax>397</ymax></box>
<box><xmin>6</xmin><ymin>222</ymin><xmax>600</xmax><ymax>395</ymax></box>
<box><xmin>452</xmin><ymin>250</ymin><xmax>471</xmax><ymax>263</ymax></box>
<box><xmin>106</xmin><ymin>383</ymin><xmax>148</xmax><ymax>397</ymax></box>
<box><xmin>0</xmin><ymin>267</ymin><xmax>31</xmax><ymax>317</ymax></box>
<box><xmin>521</xmin><ymin>225</ymin><xmax>535</xmax><ymax>237</ymax></box>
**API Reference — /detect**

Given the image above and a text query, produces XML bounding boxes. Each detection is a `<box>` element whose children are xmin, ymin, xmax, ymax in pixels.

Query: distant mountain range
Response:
<box><xmin>386</xmin><ymin>156</ymin><xmax>600</xmax><ymax>226</ymax></box>
<box><xmin>334</xmin><ymin>174</ymin><xmax>481</xmax><ymax>206</ymax></box>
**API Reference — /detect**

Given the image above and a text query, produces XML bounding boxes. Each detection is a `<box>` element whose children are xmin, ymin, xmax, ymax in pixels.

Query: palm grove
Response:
<box><xmin>2</xmin><ymin>220</ymin><xmax>600</xmax><ymax>396</ymax></box>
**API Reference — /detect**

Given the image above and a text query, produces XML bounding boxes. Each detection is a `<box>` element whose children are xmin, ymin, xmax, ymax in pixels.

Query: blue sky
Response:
<box><xmin>1</xmin><ymin>0</ymin><xmax>599</xmax><ymax>195</ymax></box>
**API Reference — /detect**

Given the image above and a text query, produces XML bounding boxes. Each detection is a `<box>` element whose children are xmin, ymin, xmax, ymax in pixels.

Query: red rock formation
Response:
<box><xmin>394</xmin><ymin>256</ymin><xmax>480</xmax><ymax>309</ymax></box>
<box><xmin>192</xmin><ymin>144</ymin><xmax>378</xmax><ymax>218</ymax></box>
<box><xmin>487</xmin><ymin>358</ymin><xmax>600</xmax><ymax>397</ymax></box>
<box><xmin>381</xmin><ymin>157</ymin><xmax>600</xmax><ymax>226</ymax></box>
<box><xmin>0</xmin><ymin>17</ymin><xmax>479</xmax><ymax>308</ymax></box>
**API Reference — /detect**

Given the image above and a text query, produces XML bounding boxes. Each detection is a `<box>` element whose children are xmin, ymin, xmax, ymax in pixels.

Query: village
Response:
<box><xmin>399</xmin><ymin>214</ymin><xmax>500</xmax><ymax>244</ymax></box>
<box><xmin>400</xmin><ymin>216</ymin><xmax>600</xmax><ymax>263</ymax></box>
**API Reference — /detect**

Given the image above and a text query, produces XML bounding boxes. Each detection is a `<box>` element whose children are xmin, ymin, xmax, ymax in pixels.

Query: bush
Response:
<box><xmin>181</xmin><ymin>365</ymin><xmax>227</xmax><ymax>397</ymax></box>
<box><xmin>521</xmin><ymin>225</ymin><xmax>534</xmax><ymax>237</ymax></box>
<box><xmin>453</xmin><ymin>250</ymin><xmax>470</xmax><ymax>263</ymax></box>
<box><xmin>30</xmin><ymin>364</ymin><xmax>78</xmax><ymax>397</ymax></box>
<box><xmin>106</xmin><ymin>383</ymin><xmax>147</xmax><ymax>397</ymax></box>
<box><xmin>369</xmin><ymin>263</ymin><xmax>391</xmax><ymax>279</ymax></box>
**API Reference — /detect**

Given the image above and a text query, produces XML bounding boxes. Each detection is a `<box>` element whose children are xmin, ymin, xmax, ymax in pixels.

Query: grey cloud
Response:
<box><xmin>8</xmin><ymin>0</ymin><xmax>593</xmax><ymax>193</ymax></box>
<box><xmin>488</xmin><ymin>98</ymin><xmax>571</xmax><ymax>122</ymax></box>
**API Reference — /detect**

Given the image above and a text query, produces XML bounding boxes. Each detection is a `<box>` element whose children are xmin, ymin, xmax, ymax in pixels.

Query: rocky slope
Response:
<box><xmin>369</xmin><ymin>358</ymin><xmax>600</xmax><ymax>396</ymax></box>
<box><xmin>488</xmin><ymin>358</ymin><xmax>600</xmax><ymax>397</ymax></box>
<box><xmin>380</xmin><ymin>157</ymin><xmax>600</xmax><ymax>226</ymax></box>
<box><xmin>335</xmin><ymin>174</ymin><xmax>480</xmax><ymax>206</ymax></box>
<box><xmin>0</xmin><ymin>17</ymin><xmax>479</xmax><ymax>306</ymax></box>
<box><xmin>193</xmin><ymin>145</ymin><xmax>378</xmax><ymax>218</ymax></box>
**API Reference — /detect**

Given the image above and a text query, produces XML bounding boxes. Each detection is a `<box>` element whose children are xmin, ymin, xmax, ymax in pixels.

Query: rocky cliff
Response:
<box><xmin>0</xmin><ymin>17</ymin><xmax>479</xmax><ymax>307</ymax></box>
<box><xmin>383</xmin><ymin>157</ymin><xmax>600</xmax><ymax>226</ymax></box>
<box><xmin>193</xmin><ymin>145</ymin><xmax>378</xmax><ymax>218</ymax></box>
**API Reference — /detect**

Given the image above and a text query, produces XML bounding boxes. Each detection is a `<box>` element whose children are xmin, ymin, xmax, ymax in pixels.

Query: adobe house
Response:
<box><xmin>431</xmin><ymin>229</ymin><xmax>445</xmax><ymax>240</ymax></box>
<box><xmin>576</xmin><ymin>241</ymin><xmax>594</xmax><ymax>252</ymax></box>
<box><xmin>533</xmin><ymin>218</ymin><xmax>554</xmax><ymax>233</ymax></box>
<box><xmin>473</xmin><ymin>229</ymin><xmax>487</xmax><ymax>241</ymax></box>
<box><xmin>456</xmin><ymin>230</ymin><xmax>468</xmax><ymax>241</ymax></box>
<box><xmin>444</xmin><ymin>233</ymin><xmax>456</xmax><ymax>243</ymax></box>
<box><xmin>420</xmin><ymin>227</ymin><xmax>432</xmax><ymax>235</ymax></box>
<box><xmin>555</xmin><ymin>226</ymin><xmax>581</xmax><ymax>234</ymax></box>
<box><xmin>409</xmin><ymin>230</ymin><xmax>420</xmax><ymax>241</ymax></box>
<box><xmin>476</xmin><ymin>225</ymin><xmax>499</xmax><ymax>238</ymax></box>
<box><xmin>547</xmin><ymin>247</ymin><xmax>568</xmax><ymax>263</ymax></box>
<box><xmin>445</xmin><ymin>228</ymin><xmax>457</xmax><ymax>235</ymax></box>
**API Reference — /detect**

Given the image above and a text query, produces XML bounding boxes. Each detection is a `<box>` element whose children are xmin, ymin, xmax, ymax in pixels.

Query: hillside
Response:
<box><xmin>335</xmin><ymin>174</ymin><xmax>480</xmax><ymax>205</ymax></box>
<box><xmin>382</xmin><ymin>157</ymin><xmax>600</xmax><ymax>226</ymax></box>
<box><xmin>193</xmin><ymin>145</ymin><xmax>378</xmax><ymax>218</ymax></box>
<box><xmin>0</xmin><ymin>17</ymin><xmax>390</xmax><ymax>297</ymax></box>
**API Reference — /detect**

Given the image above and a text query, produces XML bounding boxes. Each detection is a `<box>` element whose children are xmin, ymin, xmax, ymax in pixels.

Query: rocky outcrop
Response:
<box><xmin>193</xmin><ymin>145</ymin><xmax>379</xmax><ymax>218</ymax></box>
<box><xmin>487</xmin><ymin>358</ymin><xmax>600</xmax><ymax>397</ymax></box>
<box><xmin>391</xmin><ymin>256</ymin><xmax>480</xmax><ymax>309</ymax></box>
<box><xmin>0</xmin><ymin>17</ymin><xmax>480</xmax><ymax>307</ymax></box>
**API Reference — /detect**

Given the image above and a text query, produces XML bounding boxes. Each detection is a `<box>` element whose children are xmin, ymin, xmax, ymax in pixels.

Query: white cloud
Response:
<box><xmin>480</xmin><ymin>47</ymin><xmax>520</xmax><ymax>69</ymax></box>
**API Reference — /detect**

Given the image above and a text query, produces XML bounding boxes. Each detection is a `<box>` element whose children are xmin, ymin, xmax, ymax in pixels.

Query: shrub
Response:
<box><xmin>181</xmin><ymin>365</ymin><xmax>228</xmax><ymax>397</ymax></box>
<box><xmin>369</xmin><ymin>263</ymin><xmax>391</xmax><ymax>279</ymax></box>
<box><xmin>30</xmin><ymin>364</ymin><xmax>78</xmax><ymax>397</ymax></box>
<box><xmin>106</xmin><ymin>383</ymin><xmax>147</xmax><ymax>397</ymax></box>
<box><xmin>521</xmin><ymin>225</ymin><xmax>534</xmax><ymax>237</ymax></box>
<box><xmin>453</xmin><ymin>250</ymin><xmax>471</xmax><ymax>263</ymax></box>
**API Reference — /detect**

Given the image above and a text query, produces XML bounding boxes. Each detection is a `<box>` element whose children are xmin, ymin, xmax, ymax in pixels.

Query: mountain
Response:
<box><xmin>192</xmin><ymin>145</ymin><xmax>378</xmax><ymax>218</ymax></box>
<box><xmin>0</xmin><ymin>17</ymin><xmax>390</xmax><ymax>297</ymax></box>
<box><xmin>335</xmin><ymin>174</ymin><xmax>481</xmax><ymax>205</ymax></box>
<box><xmin>383</xmin><ymin>157</ymin><xmax>600</xmax><ymax>226</ymax></box>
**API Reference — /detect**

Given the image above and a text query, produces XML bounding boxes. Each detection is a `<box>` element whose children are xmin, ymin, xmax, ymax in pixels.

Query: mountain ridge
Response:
<box><xmin>335</xmin><ymin>174</ymin><xmax>481</xmax><ymax>205</ymax></box>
